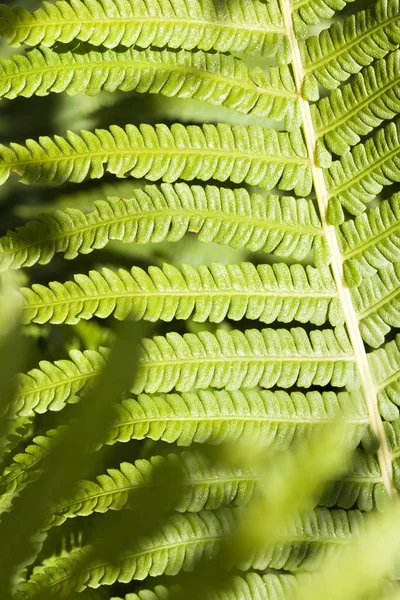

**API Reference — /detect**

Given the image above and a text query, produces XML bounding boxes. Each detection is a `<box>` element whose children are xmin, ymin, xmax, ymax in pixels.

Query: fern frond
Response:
<box><xmin>300</xmin><ymin>0</ymin><xmax>400</xmax><ymax>94</ymax></box>
<box><xmin>0</xmin><ymin>123</ymin><xmax>311</xmax><ymax>195</ymax></box>
<box><xmin>0</xmin><ymin>430</ymin><xmax>57</xmax><ymax>514</ymax></box>
<box><xmin>14</xmin><ymin>347</ymin><xmax>107</xmax><ymax>418</ymax></box>
<box><xmin>291</xmin><ymin>0</ymin><xmax>353</xmax><ymax>32</ymax></box>
<box><xmin>111</xmin><ymin>575</ymin><xmax>400</xmax><ymax>600</ymax></box>
<box><xmin>16</xmin><ymin>508</ymin><xmax>367</xmax><ymax>598</ymax></box>
<box><xmin>111</xmin><ymin>572</ymin><xmax>300</xmax><ymax>600</ymax></box>
<box><xmin>384</xmin><ymin>418</ymin><xmax>400</xmax><ymax>490</ymax></box>
<box><xmin>134</xmin><ymin>326</ymin><xmax>358</xmax><ymax>393</ymax></box>
<box><xmin>369</xmin><ymin>334</ymin><xmax>400</xmax><ymax>419</ymax></box>
<box><xmin>106</xmin><ymin>389</ymin><xmax>367</xmax><ymax>448</ymax></box>
<box><xmin>320</xmin><ymin>449</ymin><xmax>388</xmax><ymax>512</ymax></box>
<box><xmin>50</xmin><ymin>447</ymin><xmax>379</xmax><ymax>529</ymax></box>
<box><xmin>115</xmin><ymin>579</ymin><xmax>400</xmax><ymax>600</ymax></box>
<box><xmin>21</xmin><ymin>262</ymin><xmax>343</xmax><ymax>327</ymax></box>
<box><xmin>0</xmin><ymin>46</ymin><xmax>298</xmax><ymax>126</ymax></box>
<box><xmin>326</xmin><ymin>119</ymin><xmax>400</xmax><ymax>219</ymax></box>
<box><xmin>47</xmin><ymin>451</ymin><xmax>261</xmax><ymax>529</ymax></box>
<box><xmin>107</xmin><ymin>324</ymin><xmax>356</xmax><ymax>392</ymax></box>
<box><xmin>20</xmin><ymin>326</ymin><xmax>357</xmax><ymax>400</ymax></box>
<box><xmin>351</xmin><ymin>264</ymin><xmax>400</xmax><ymax>348</ymax></box>
<box><xmin>14</xmin><ymin>325</ymin><xmax>359</xmax><ymax>422</ymax></box>
<box><xmin>312</xmin><ymin>50</ymin><xmax>400</xmax><ymax>155</ymax></box>
<box><xmin>0</xmin><ymin>0</ymin><xmax>289</xmax><ymax>59</ymax></box>
<box><xmin>14</xmin><ymin>388</ymin><xmax>367</xmax><ymax>454</ymax></box>
<box><xmin>0</xmin><ymin>183</ymin><xmax>328</xmax><ymax>272</ymax></box>
<box><xmin>338</xmin><ymin>193</ymin><xmax>400</xmax><ymax>286</ymax></box>
<box><xmin>1</xmin><ymin>389</ymin><xmax>367</xmax><ymax>515</ymax></box>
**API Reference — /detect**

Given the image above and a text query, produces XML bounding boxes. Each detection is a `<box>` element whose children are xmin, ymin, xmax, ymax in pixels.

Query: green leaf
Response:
<box><xmin>313</xmin><ymin>50</ymin><xmax>400</xmax><ymax>155</ymax></box>
<box><xmin>338</xmin><ymin>192</ymin><xmax>400</xmax><ymax>282</ymax></box>
<box><xmin>111</xmin><ymin>572</ymin><xmax>299</xmax><ymax>600</ymax></box>
<box><xmin>21</xmin><ymin>262</ymin><xmax>342</xmax><ymax>327</ymax></box>
<box><xmin>47</xmin><ymin>451</ymin><xmax>260</xmax><ymax>529</ymax></box>
<box><xmin>14</xmin><ymin>347</ymin><xmax>107</xmax><ymax>419</ymax></box>
<box><xmin>0</xmin><ymin>46</ymin><xmax>297</xmax><ymax>125</ymax></box>
<box><xmin>351</xmin><ymin>264</ymin><xmax>400</xmax><ymax>348</ymax></box>
<box><xmin>326</xmin><ymin>119</ymin><xmax>400</xmax><ymax>217</ymax></box>
<box><xmin>0</xmin><ymin>390</ymin><xmax>367</xmax><ymax>516</ymax></box>
<box><xmin>320</xmin><ymin>448</ymin><xmax>388</xmax><ymax>512</ymax></box>
<box><xmin>111</xmin><ymin>577</ymin><xmax>400</xmax><ymax>600</ymax></box>
<box><xmin>13</xmin><ymin>324</ymin><xmax>361</xmax><ymax>425</ymax></box>
<box><xmin>0</xmin><ymin>123</ymin><xmax>311</xmax><ymax>195</ymax></box>
<box><xmin>292</xmin><ymin>501</ymin><xmax>400</xmax><ymax>600</ymax></box>
<box><xmin>0</xmin><ymin>0</ymin><xmax>290</xmax><ymax>59</ymax></box>
<box><xmin>133</xmin><ymin>326</ymin><xmax>358</xmax><ymax>393</ymax></box>
<box><xmin>0</xmin><ymin>183</ymin><xmax>327</xmax><ymax>272</ymax></box>
<box><xmin>291</xmin><ymin>0</ymin><xmax>354</xmax><ymax>32</ymax></box>
<box><xmin>369</xmin><ymin>334</ymin><xmax>400</xmax><ymax>419</ymax></box>
<box><xmin>16</xmin><ymin>508</ymin><xmax>369</xmax><ymax>598</ymax></box>
<box><xmin>300</xmin><ymin>0</ymin><xmax>400</xmax><ymax>90</ymax></box>
<box><xmin>105</xmin><ymin>389</ymin><xmax>366</xmax><ymax>448</ymax></box>
<box><xmin>0</xmin><ymin>430</ymin><xmax>58</xmax><ymax>515</ymax></box>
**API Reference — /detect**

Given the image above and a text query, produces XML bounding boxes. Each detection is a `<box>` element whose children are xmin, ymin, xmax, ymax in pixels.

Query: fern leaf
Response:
<box><xmin>50</xmin><ymin>447</ymin><xmax>379</xmax><ymax>529</ymax></box>
<box><xmin>113</xmin><ymin>579</ymin><xmax>400</xmax><ymax>600</ymax></box>
<box><xmin>0</xmin><ymin>183</ymin><xmax>328</xmax><ymax>272</ymax></box>
<box><xmin>1</xmin><ymin>389</ymin><xmax>367</xmax><ymax>515</ymax></box>
<box><xmin>0</xmin><ymin>0</ymin><xmax>289</xmax><ymax>60</ymax></box>
<box><xmin>106</xmin><ymin>389</ymin><xmax>367</xmax><ymax>448</ymax></box>
<box><xmin>384</xmin><ymin>418</ymin><xmax>400</xmax><ymax>490</ymax></box>
<box><xmin>312</xmin><ymin>50</ymin><xmax>400</xmax><ymax>155</ymax></box>
<box><xmin>16</xmin><ymin>508</ymin><xmax>367</xmax><ymax>597</ymax></box>
<box><xmin>21</xmin><ymin>262</ymin><xmax>343</xmax><ymax>327</ymax></box>
<box><xmin>351</xmin><ymin>264</ymin><xmax>400</xmax><ymax>348</ymax></box>
<box><xmin>320</xmin><ymin>449</ymin><xmax>388</xmax><ymax>512</ymax></box>
<box><xmin>300</xmin><ymin>0</ymin><xmax>400</xmax><ymax>94</ymax></box>
<box><xmin>111</xmin><ymin>575</ymin><xmax>400</xmax><ymax>600</ymax></box>
<box><xmin>64</xmin><ymin>326</ymin><xmax>360</xmax><ymax>394</ymax></box>
<box><xmin>0</xmin><ymin>123</ymin><xmax>311</xmax><ymax>195</ymax></box>
<box><xmin>50</xmin><ymin>449</ymin><xmax>382</xmax><ymax>526</ymax></box>
<box><xmin>0</xmin><ymin>431</ymin><xmax>57</xmax><ymax>514</ymax></box>
<box><xmin>11</xmin><ymin>325</ymin><xmax>362</xmax><ymax>414</ymax></box>
<box><xmin>369</xmin><ymin>334</ymin><xmax>400</xmax><ymax>420</ymax></box>
<box><xmin>133</xmin><ymin>326</ymin><xmax>358</xmax><ymax>393</ymax></box>
<box><xmin>111</xmin><ymin>572</ymin><xmax>300</xmax><ymax>600</ymax></box>
<box><xmin>291</xmin><ymin>0</ymin><xmax>353</xmax><ymax>33</ymax></box>
<box><xmin>338</xmin><ymin>193</ymin><xmax>400</xmax><ymax>286</ymax></box>
<box><xmin>14</xmin><ymin>386</ymin><xmax>368</xmax><ymax>453</ymax></box>
<box><xmin>13</xmin><ymin>325</ymin><xmax>359</xmax><ymax>421</ymax></box>
<box><xmin>326</xmin><ymin>119</ymin><xmax>400</xmax><ymax>219</ymax></box>
<box><xmin>14</xmin><ymin>347</ymin><xmax>107</xmax><ymax>418</ymax></box>
<box><xmin>47</xmin><ymin>451</ymin><xmax>261</xmax><ymax>529</ymax></box>
<box><xmin>0</xmin><ymin>46</ymin><xmax>298</xmax><ymax>125</ymax></box>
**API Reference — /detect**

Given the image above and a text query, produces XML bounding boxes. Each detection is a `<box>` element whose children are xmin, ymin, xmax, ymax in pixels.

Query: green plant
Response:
<box><xmin>0</xmin><ymin>0</ymin><xmax>399</xmax><ymax>598</ymax></box>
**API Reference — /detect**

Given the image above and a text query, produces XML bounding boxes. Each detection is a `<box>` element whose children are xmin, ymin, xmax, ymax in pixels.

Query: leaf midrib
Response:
<box><xmin>113</xmin><ymin>414</ymin><xmax>367</xmax><ymax>427</ymax></box>
<box><xmin>2</xmin><ymin>144</ymin><xmax>308</xmax><ymax>172</ymax></box>
<box><xmin>4</xmin><ymin>15</ymin><xmax>284</xmax><ymax>35</ymax></box>
<box><xmin>23</xmin><ymin>287</ymin><xmax>336</xmax><ymax>313</ymax></box>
